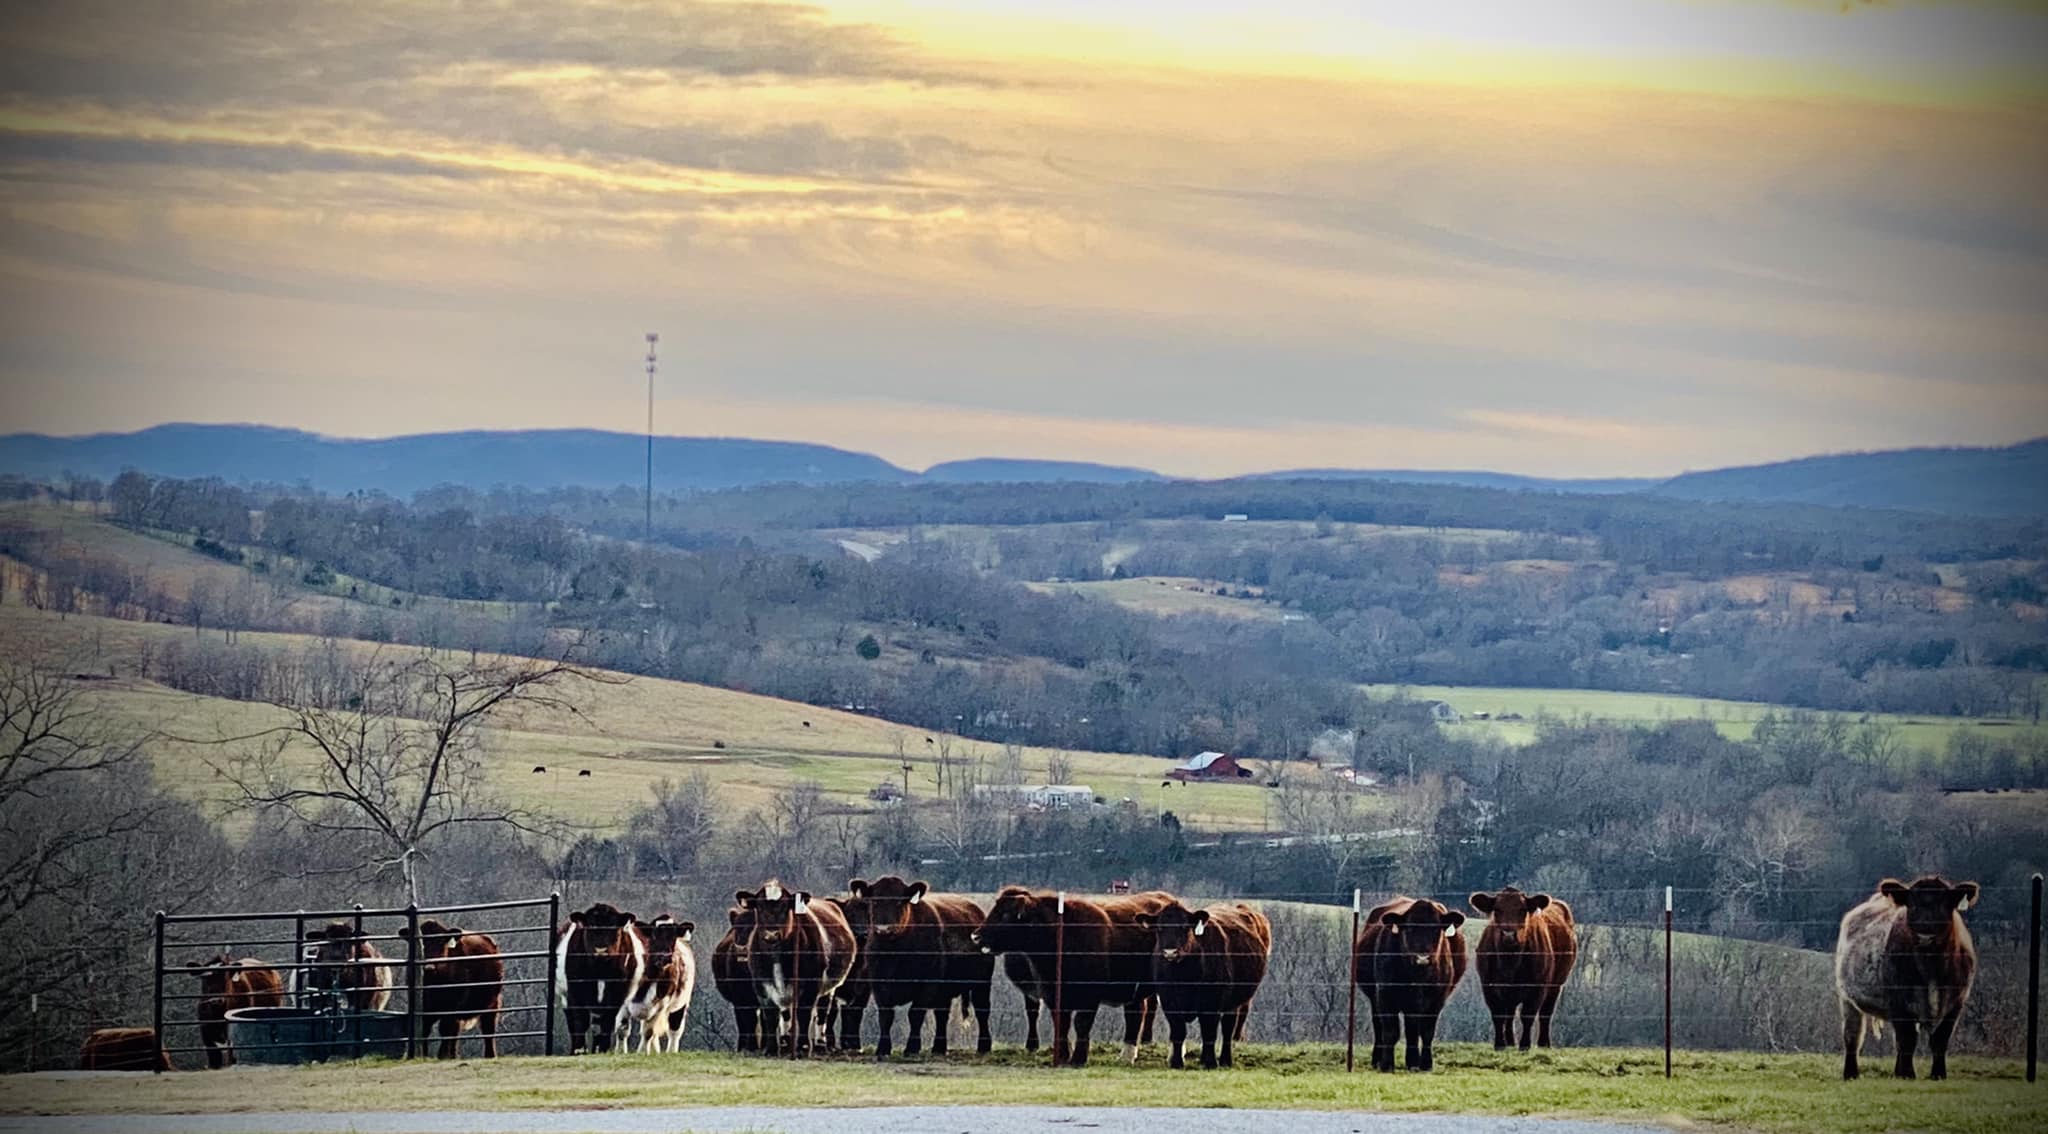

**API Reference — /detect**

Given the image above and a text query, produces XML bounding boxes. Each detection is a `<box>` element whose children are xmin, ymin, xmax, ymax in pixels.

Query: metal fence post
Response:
<box><xmin>352</xmin><ymin>903</ymin><xmax>367</xmax><ymax>1054</ymax></box>
<box><xmin>2029</xmin><ymin>872</ymin><xmax>2041</xmax><ymax>1084</ymax></box>
<box><xmin>404</xmin><ymin>903</ymin><xmax>421</xmax><ymax>1060</ymax></box>
<box><xmin>151</xmin><ymin>910</ymin><xmax>166</xmax><ymax>1074</ymax></box>
<box><xmin>1053</xmin><ymin>891</ymin><xmax>1065</xmax><ymax>1067</ymax></box>
<box><xmin>292</xmin><ymin>912</ymin><xmax>306</xmax><ymax>1009</ymax></box>
<box><xmin>545</xmin><ymin>891</ymin><xmax>561</xmax><ymax>1057</ymax></box>
<box><xmin>1346</xmin><ymin>888</ymin><xmax>1360</xmax><ymax>1073</ymax></box>
<box><xmin>1663</xmin><ymin>886</ymin><xmax>1674</xmax><ymax>1080</ymax></box>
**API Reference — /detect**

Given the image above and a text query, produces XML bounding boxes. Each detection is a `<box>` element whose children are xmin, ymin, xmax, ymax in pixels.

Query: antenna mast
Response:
<box><xmin>644</xmin><ymin>331</ymin><xmax>658</xmax><ymax>542</ymax></box>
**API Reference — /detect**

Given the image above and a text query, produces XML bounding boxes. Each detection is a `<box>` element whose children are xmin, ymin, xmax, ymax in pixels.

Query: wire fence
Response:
<box><xmin>64</xmin><ymin>879</ymin><xmax>2040</xmax><ymax>1077</ymax></box>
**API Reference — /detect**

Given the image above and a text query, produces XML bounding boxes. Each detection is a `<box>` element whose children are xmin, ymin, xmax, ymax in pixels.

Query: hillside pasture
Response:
<box><xmin>1</xmin><ymin>605</ymin><xmax>1290</xmax><ymax>833</ymax></box>
<box><xmin>1363</xmin><ymin>682</ymin><xmax>2046</xmax><ymax>754</ymax></box>
<box><xmin>1025</xmin><ymin>575</ymin><xmax>1284</xmax><ymax>620</ymax></box>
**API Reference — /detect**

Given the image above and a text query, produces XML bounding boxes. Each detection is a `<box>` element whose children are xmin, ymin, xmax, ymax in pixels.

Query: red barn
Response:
<box><xmin>1166</xmin><ymin>752</ymin><xmax>1253</xmax><ymax>783</ymax></box>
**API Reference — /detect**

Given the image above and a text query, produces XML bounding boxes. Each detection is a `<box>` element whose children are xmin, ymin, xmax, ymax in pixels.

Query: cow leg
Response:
<box><xmin>734</xmin><ymin>1006</ymin><xmax>758</xmax><ymax>1054</ymax></box>
<box><xmin>1840</xmin><ymin>1000</ymin><xmax>1864</xmax><ymax>1081</ymax></box>
<box><xmin>1050</xmin><ymin>1007</ymin><xmax>1071</xmax><ymax>1066</ymax></box>
<box><xmin>928</xmin><ymin>1000</ymin><xmax>950</xmax><ymax>1057</ymax></box>
<box><xmin>1167</xmin><ymin>1011</ymin><xmax>1189</xmax><ymax>1069</ymax></box>
<box><xmin>1198</xmin><ymin>1012</ymin><xmax>1223</xmax><ymax>1070</ymax></box>
<box><xmin>795</xmin><ymin>998</ymin><xmax>819</xmax><ymax>1058</ymax></box>
<box><xmin>481</xmin><ymin>1003</ymin><xmax>499</xmax><ymax>1059</ymax></box>
<box><xmin>1232</xmin><ymin>1000</ymin><xmax>1250</xmax><ymax>1044</ymax></box>
<box><xmin>1517</xmin><ymin>997</ymin><xmax>1535</xmax><ymax>1052</ymax></box>
<box><xmin>1022</xmin><ymin>993</ymin><xmax>1041</xmax><ymax>1053</ymax></box>
<box><xmin>1534</xmin><ymin>985</ymin><xmax>1561</xmax><ymax>1049</ymax></box>
<box><xmin>438</xmin><ymin>1015</ymin><xmax>461</xmax><ymax>1060</ymax></box>
<box><xmin>1929</xmin><ymin>1002</ymin><xmax>1962</xmax><ymax>1082</ymax></box>
<box><xmin>1122</xmin><ymin>999</ymin><xmax>1149</xmax><ymax>1065</ymax></box>
<box><xmin>1139</xmin><ymin>995</ymin><xmax>1156</xmax><ymax>1045</ymax></box>
<box><xmin>1219</xmin><ymin>1008</ymin><xmax>1237</xmax><ymax>1068</ymax></box>
<box><xmin>902</xmin><ymin>1006</ymin><xmax>926</xmax><ymax>1057</ymax></box>
<box><xmin>1370</xmin><ymin>1009</ymin><xmax>1397</xmax><ymax>1073</ymax></box>
<box><xmin>1070</xmin><ymin>1007</ymin><xmax>1099</xmax><ymax>1067</ymax></box>
<box><xmin>874</xmin><ymin>1004</ymin><xmax>897</xmax><ymax>1060</ymax></box>
<box><xmin>973</xmin><ymin>984</ymin><xmax>993</xmax><ymax>1056</ymax></box>
<box><xmin>564</xmin><ymin>1004</ymin><xmax>589</xmax><ymax>1055</ymax></box>
<box><xmin>759</xmin><ymin>999</ymin><xmax>783</xmax><ymax>1056</ymax></box>
<box><xmin>1888</xmin><ymin>1005</ymin><xmax>1919</xmax><ymax>1080</ymax></box>
<box><xmin>1411</xmin><ymin>1012</ymin><xmax>1439</xmax><ymax>1072</ymax></box>
<box><xmin>666</xmin><ymin>1006</ymin><xmax>688</xmax><ymax>1053</ymax></box>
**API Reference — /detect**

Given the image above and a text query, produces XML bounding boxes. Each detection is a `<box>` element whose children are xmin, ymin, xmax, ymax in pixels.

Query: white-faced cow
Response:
<box><xmin>183</xmin><ymin>955</ymin><xmax>285</xmax><ymax>1069</ymax></box>
<box><xmin>305</xmin><ymin>922</ymin><xmax>394</xmax><ymax>1014</ymax></box>
<box><xmin>1836</xmin><ymin>875</ymin><xmax>1980</xmax><ymax>1081</ymax></box>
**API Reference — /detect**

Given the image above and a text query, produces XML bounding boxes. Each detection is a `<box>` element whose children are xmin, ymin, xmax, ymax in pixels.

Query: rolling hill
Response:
<box><xmin>1654</xmin><ymin>437</ymin><xmax>2048</xmax><ymax>517</ymax></box>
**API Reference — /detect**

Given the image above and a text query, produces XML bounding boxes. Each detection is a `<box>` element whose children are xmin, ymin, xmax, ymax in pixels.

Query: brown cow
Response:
<box><xmin>1353</xmin><ymin>896</ymin><xmax>1467</xmax><ymax>1072</ymax></box>
<box><xmin>183</xmin><ymin>954</ymin><xmax>285</xmax><ymax>1068</ymax></box>
<box><xmin>733</xmin><ymin>880</ymin><xmax>857</xmax><ymax>1057</ymax></box>
<box><xmin>970</xmin><ymin>887</ymin><xmax>1171</xmax><ymax>1067</ymax></box>
<box><xmin>711</xmin><ymin>904</ymin><xmax>762</xmax><ymax>1053</ymax></box>
<box><xmin>1469</xmin><ymin>887</ymin><xmax>1577</xmax><ymax>1051</ymax></box>
<box><xmin>843</xmin><ymin>876</ymin><xmax>994</xmax><ymax>1059</ymax></box>
<box><xmin>554</xmin><ymin>901</ymin><xmax>647</xmax><ymax>1054</ymax></box>
<box><xmin>305</xmin><ymin>922</ymin><xmax>394</xmax><ymax>1014</ymax></box>
<box><xmin>1835</xmin><ymin>875</ymin><xmax>1980</xmax><ymax>1081</ymax></box>
<box><xmin>397</xmin><ymin>919</ymin><xmax>503</xmax><ymax>1060</ymax></box>
<box><xmin>1136</xmin><ymin>900</ymin><xmax>1271</xmax><ymax>1069</ymax></box>
<box><xmin>79</xmin><ymin>1027</ymin><xmax>169</xmax><ymax>1071</ymax></box>
<box><xmin>816</xmin><ymin>895</ymin><xmax>872</xmax><ymax>1053</ymax></box>
<box><xmin>619</xmin><ymin>916</ymin><xmax>697</xmax><ymax>1053</ymax></box>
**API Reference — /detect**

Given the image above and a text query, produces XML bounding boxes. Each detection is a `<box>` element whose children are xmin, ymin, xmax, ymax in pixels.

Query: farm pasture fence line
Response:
<box><xmin>151</xmin><ymin>893</ymin><xmax>560</xmax><ymax>1072</ymax></box>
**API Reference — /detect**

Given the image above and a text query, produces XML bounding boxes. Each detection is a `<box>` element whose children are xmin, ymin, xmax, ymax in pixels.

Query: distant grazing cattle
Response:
<box><xmin>398</xmin><ymin>919</ymin><xmax>503</xmax><ymax>1059</ymax></box>
<box><xmin>711</xmin><ymin>904</ymin><xmax>761</xmax><ymax>1053</ymax></box>
<box><xmin>1469</xmin><ymin>887</ymin><xmax>1577</xmax><ymax>1051</ymax></box>
<box><xmin>618</xmin><ymin>916</ymin><xmax>697</xmax><ymax>1053</ymax></box>
<box><xmin>734</xmin><ymin>880</ymin><xmax>856</xmax><ymax>1057</ymax></box>
<box><xmin>1353</xmin><ymin>896</ymin><xmax>1467</xmax><ymax>1072</ymax></box>
<box><xmin>79</xmin><ymin>1027</ymin><xmax>169</xmax><ymax>1072</ymax></box>
<box><xmin>971</xmin><ymin>886</ymin><xmax>1171</xmax><ymax>1067</ymax></box>
<box><xmin>183</xmin><ymin>955</ymin><xmax>285</xmax><ymax>1069</ymax></box>
<box><xmin>1835</xmin><ymin>875</ymin><xmax>1980</xmax><ymax>1081</ymax></box>
<box><xmin>843</xmin><ymin>876</ymin><xmax>994</xmax><ymax>1058</ymax></box>
<box><xmin>554</xmin><ymin>901</ymin><xmax>647</xmax><ymax>1054</ymax></box>
<box><xmin>1137</xmin><ymin>900</ymin><xmax>1271</xmax><ymax>1069</ymax></box>
<box><xmin>305</xmin><ymin>922</ymin><xmax>394</xmax><ymax>1014</ymax></box>
<box><xmin>817</xmin><ymin>896</ymin><xmax>872</xmax><ymax>1053</ymax></box>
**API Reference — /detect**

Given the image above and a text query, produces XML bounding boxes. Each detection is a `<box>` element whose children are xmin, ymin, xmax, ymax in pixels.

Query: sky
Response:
<box><xmin>1</xmin><ymin>0</ymin><xmax>2045</xmax><ymax>479</ymax></box>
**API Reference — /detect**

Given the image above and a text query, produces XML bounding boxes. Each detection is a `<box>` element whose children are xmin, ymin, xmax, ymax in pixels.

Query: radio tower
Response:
<box><xmin>644</xmin><ymin>332</ymin><xmax>659</xmax><ymax>542</ymax></box>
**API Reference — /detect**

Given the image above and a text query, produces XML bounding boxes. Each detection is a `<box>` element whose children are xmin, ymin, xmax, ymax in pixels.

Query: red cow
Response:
<box><xmin>842</xmin><ymin>876</ymin><xmax>994</xmax><ymax>1059</ymax></box>
<box><xmin>1835</xmin><ymin>875</ymin><xmax>1980</xmax><ymax>1081</ymax></box>
<box><xmin>1353</xmin><ymin>896</ymin><xmax>1467</xmax><ymax>1072</ymax></box>
<box><xmin>305</xmin><ymin>922</ymin><xmax>394</xmax><ymax>1014</ymax></box>
<box><xmin>733</xmin><ymin>880</ymin><xmax>856</xmax><ymax>1058</ymax></box>
<box><xmin>183</xmin><ymin>954</ymin><xmax>285</xmax><ymax>1068</ymax></box>
<box><xmin>710</xmin><ymin>904</ymin><xmax>761</xmax><ymax>1053</ymax></box>
<box><xmin>79</xmin><ymin>1027</ymin><xmax>169</xmax><ymax>1071</ymax></box>
<box><xmin>1136</xmin><ymin>900</ymin><xmax>1271</xmax><ymax>1069</ymax></box>
<box><xmin>554</xmin><ymin>901</ymin><xmax>647</xmax><ymax>1055</ymax></box>
<box><xmin>970</xmin><ymin>887</ymin><xmax>1172</xmax><ymax>1067</ymax></box>
<box><xmin>1469</xmin><ymin>887</ymin><xmax>1577</xmax><ymax>1051</ymax></box>
<box><xmin>398</xmin><ymin>919</ymin><xmax>503</xmax><ymax>1059</ymax></box>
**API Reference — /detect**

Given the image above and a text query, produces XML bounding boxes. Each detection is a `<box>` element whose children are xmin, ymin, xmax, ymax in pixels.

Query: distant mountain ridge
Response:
<box><xmin>0</xmin><ymin>424</ymin><xmax>2040</xmax><ymax>515</ymax></box>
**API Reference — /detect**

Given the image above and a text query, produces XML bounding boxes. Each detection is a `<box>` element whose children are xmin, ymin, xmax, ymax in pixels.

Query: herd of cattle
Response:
<box><xmin>81</xmin><ymin>873</ymin><xmax>1982</xmax><ymax>1082</ymax></box>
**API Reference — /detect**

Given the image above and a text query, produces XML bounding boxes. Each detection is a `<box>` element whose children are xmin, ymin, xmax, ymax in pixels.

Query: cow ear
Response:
<box><xmin>1446</xmin><ymin>911</ymin><xmax>1467</xmax><ymax>930</ymax></box>
<box><xmin>1952</xmin><ymin>882</ymin><xmax>1980</xmax><ymax>911</ymax></box>
<box><xmin>794</xmin><ymin>892</ymin><xmax>812</xmax><ymax>914</ymax></box>
<box><xmin>1528</xmin><ymin>894</ymin><xmax>1551</xmax><ymax>912</ymax></box>
<box><xmin>398</xmin><ymin>926</ymin><xmax>414</xmax><ymax>940</ymax></box>
<box><xmin>1469</xmin><ymin>892</ymin><xmax>1494</xmax><ymax>915</ymax></box>
<box><xmin>1879</xmin><ymin>879</ymin><xmax>1910</xmax><ymax>905</ymax></box>
<box><xmin>909</xmin><ymin>882</ymin><xmax>928</xmax><ymax>904</ymax></box>
<box><xmin>734</xmin><ymin>889</ymin><xmax>754</xmax><ymax>907</ymax></box>
<box><xmin>1378</xmin><ymin>910</ymin><xmax>1404</xmax><ymax>928</ymax></box>
<box><xmin>1134</xmin><ymin>914</ymin><xmax>1153</xmax><ymax>929</ymax></box>
<box><xmin>1192</xmin><ymin>911</ymin><xmax>1210</xmax><ymax>937</ymax></box>
<box><xmin>679</xmin><ymin>922</ymin><xmax>695</xmax><ymax>940</ymax></box>
<box><xmin>848</xmin><ymin>878</ymin><xmax>868</xmax><ymax>898</ymax></box>
<box><xmin>569</xmin><ymin>911</ymin><xmax>586</xmax><ymax>926</ymax></box>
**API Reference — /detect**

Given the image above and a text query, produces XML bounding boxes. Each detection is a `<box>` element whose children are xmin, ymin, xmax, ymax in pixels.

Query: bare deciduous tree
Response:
<box><xmin>212</xmin><ymin>651</ymin><xmax>613</xmax><ymax>903</ymax></box>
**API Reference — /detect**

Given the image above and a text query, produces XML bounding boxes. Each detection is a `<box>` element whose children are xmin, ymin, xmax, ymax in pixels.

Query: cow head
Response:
<box><xmin>183</xmin><ymin>953</ymin><xmax>240</xmax><ymax>999</ymax></box>
<box><xmin>1134</xmin><ymin>900</ymin><xmax>1209</xmax><ymax>963</ymax></box>
<box><xmin>636</xmin><ymin>915</ymin><xmax>695</xmax><ymax>953</ymax></box>
<box><xmin>845</xmin><ymin>876</ymin><xmax>927</xmax><ymax>939</ymax></box>
<box><xmin>736</xmin><ymin>880</ymin><xmax>811</xmax><ymax>948</ymax></box>
<box><xmin>1469</xmin><ymin>887</ymin><xmax>1552</xmax><ymax>945</ymax></box>
<box><xmin>568</xmin><ymin>902</ymin><xmax>637</xmax><ymax>955</ymax></box>
<box><xmin>972</xmin><ymin>886</ymin><xmax>1054</xmax><ymax>955</ymax></box>
<box><xmin>725</xmin><ymin>904</ymin><xmax>756</xmax><ymax>960</ymax></box>
<box><xmin>398</xmin><ymin>919</ymin><xmax>464</xmax><ymax>960</ymax></box>
<box><xmin>1379</xmin><ymin>900</ymin><xmax>1465</xmax><ymax>966</ymax></box>
<box><xmin>306</xmin><ymin>922</ymin><xmax>371</xmax><ymax>992</ymax></box>
<box><xmin>1879</xmin><ymin>876</ymin><xmax>1980</xmax><ymax>947</ymax></box>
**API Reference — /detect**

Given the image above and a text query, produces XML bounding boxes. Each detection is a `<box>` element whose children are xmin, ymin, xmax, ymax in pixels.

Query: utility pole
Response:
<box><xmin>644</xmin><ymin>332</ymin><xmax>659</xmax><ymax>542</ymax></box>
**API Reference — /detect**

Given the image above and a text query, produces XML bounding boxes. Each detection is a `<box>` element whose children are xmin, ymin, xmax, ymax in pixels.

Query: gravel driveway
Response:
<box><xmin>0</xmin><ymin>1108</ymin><xmax>1671</xmax><ymax>1134</ymax></box>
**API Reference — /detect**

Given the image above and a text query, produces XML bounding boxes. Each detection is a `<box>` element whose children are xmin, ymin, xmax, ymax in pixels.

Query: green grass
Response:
<box><xmin>5</xmin><ymin>1046</ymin><xmax>2038</xmax><ymax>1133</ymax></box>
<box><xmin>1026</xmin><ymin>576</ymin><xmax>1285</xmax><ymax>620</ymax></box>
<box><xmin>1362</xmin><ymin>683</ymin><xmax>2045</xmax><ymax>754</ymax></box>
